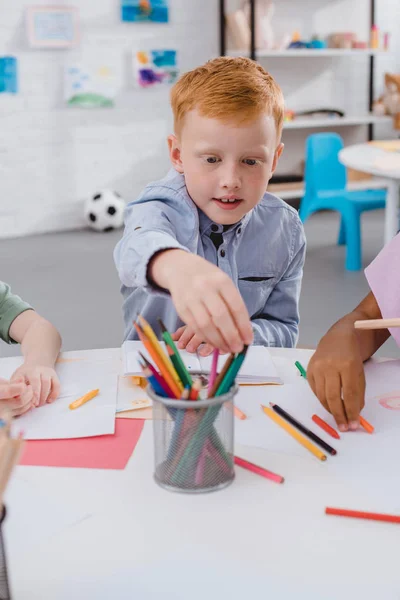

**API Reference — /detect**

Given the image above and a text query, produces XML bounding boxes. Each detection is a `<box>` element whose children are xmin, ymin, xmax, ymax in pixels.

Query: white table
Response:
<box><xmin>4</xmin><ymin>347</ymin><xmax>400</xmax><ymax>600</ymax></box>
<box><xmin>339</xmin><ymin>143</ymin><xmax>400</xmax><ymax>245</ymax></box>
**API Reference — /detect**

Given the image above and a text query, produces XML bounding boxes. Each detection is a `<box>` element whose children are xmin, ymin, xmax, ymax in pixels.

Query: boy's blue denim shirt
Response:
<box><xmin>114</xmin><ymin>169</ymin><xmax>306</xmax><ymax>347</ymax></box>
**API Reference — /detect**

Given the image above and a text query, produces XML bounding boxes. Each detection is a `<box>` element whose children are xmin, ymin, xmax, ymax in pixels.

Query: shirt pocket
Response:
<box><xmin>238</xmin><ymin>274</ymin><xmax>276</xmax><ymax>318</ymax></box>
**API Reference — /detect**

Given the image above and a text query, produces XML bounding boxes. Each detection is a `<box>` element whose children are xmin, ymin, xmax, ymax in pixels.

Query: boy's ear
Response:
<box><xmin>168</xmin><ymin>134</ymin><xmax>184</xmax><ymax>173</ymax></box>
<box><xmin>271</xmin><ymin>143</ymin><xmax>284</xmax><ymax>174</ymax></box>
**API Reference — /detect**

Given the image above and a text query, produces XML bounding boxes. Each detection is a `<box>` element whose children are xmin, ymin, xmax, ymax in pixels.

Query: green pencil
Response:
<box><xmin>216</xmin><ymin>345</ymin><xmax>249</xmax><ymax>396</ymax></box>
<box><xmin>295</xmin><ymin>361</ymin><xmax>307</xmax><ymax>379</ymax></box>
<box><xmin>158</xmin><ymin>319</ymin><xmax>193</xmax><ymax>388</ymax></box>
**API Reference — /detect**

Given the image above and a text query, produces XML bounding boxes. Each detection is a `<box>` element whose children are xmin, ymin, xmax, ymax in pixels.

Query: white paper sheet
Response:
<box><xmin>122</xmin><ymin>341</ymin><xmax>282</xmax><ymax>384</ymax></box>
<box><xmin>116</xmin><ymin>375</ymin><xmax>151</xmax><ymax>413</ymax></box>
<box><xmin>234</xmin><ymin>358</ymin><xmax>400</xmax><ymax>484</ymax></box>
<box><xmin>0</xmin><ymin>355</ymin><xmax>117</xmax><ymax>440</ymax></box>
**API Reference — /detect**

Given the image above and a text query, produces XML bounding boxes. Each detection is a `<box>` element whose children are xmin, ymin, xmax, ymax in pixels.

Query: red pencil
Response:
<box><xmin>234</xmin><ymin>456</ymin><xmax>284</xmax><ymax>484</ymax></box>
<box><xmin>312</xmin><ymin>415</ymin><xmax>340</xmax><ymax>439</ymax></box>
<box><xmin>326</xmin><ymin>507</ymin><xmax>400</xmax><ymax>524</ymax></box>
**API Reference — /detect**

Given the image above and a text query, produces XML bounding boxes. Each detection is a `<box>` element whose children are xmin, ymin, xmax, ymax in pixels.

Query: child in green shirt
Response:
<box><xmin>0</xmin><ymin>281</ymin><xmax>61</xmax><ymax>416</ymax></box>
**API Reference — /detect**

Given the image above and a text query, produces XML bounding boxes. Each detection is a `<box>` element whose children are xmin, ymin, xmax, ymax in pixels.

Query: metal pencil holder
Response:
<box><xmin>0</xmin><ymin>507</ymin><xmax>11</xmax><ymax>600</ymax></box>
<box><xmin>148</xmin><ymin>385</ymin><xmax>237</xmax><ymax>494</ymax></box>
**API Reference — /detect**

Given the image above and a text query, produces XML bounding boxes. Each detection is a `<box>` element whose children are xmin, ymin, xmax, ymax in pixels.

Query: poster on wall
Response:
<box><xmin>0</xmin><ymin>57</ymin><xmax>18</xmax><ymax>93</ymax></box>
<box><xmin>134</xmin><ymin>50</ymin><xmax>178</xmax><ymax>88</ymax></box>
<box><xmin>64</xmin><ymin>63</ymin><xmax>120</xmax><ymax>108</ymax></box>
<box><xmin>121</xmin><ymin>0</ymin><xmax>169</xmax><ymax>23</ymax></box>
<box><xmin>26</xmin><ymin>5</ymin><xmax>79</xmax><ymax>48</ymax></box>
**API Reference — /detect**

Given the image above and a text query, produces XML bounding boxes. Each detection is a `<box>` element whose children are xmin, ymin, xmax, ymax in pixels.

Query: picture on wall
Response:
<box><xmin>134</xmin><ymin>50</ymin><xmax>178</xmax><ymax>88</ymax></box>
<box><xmin>121</xmin><ymin>0</ymin><xmax>169</xmax><ymax>23</ymax></box>
<box><xmin>64</xmin><ymin>63</ymin><xmax>119</xmax><ymax>108</ymax></box>
<box><xmin>26</xmin><ymin>5</ymin><xmax>79</xmax><ymax>48</ymax></box>
<box><xmin>0</xmin><ymin>57</ymin><xmax>18</xmax><ymax>94</ymax></box>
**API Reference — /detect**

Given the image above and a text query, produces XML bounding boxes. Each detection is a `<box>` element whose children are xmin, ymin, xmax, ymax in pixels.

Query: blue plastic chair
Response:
<box><xmin>299</xmin><ymin>133</ymin><xmax>386</xmax><ymax>271</ymax></box>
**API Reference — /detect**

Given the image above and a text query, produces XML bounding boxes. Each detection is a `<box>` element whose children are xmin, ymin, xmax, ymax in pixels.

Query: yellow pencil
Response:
<box><xmin>138</xmin><ymin>315</ymin><xmax>183</xmax><ymax>391</ymax></box>
<box><xmin>69</xmin><ymin>389</ymin><xmax>99</xmax><ymax>410</ymax></box>
<box><xmin>261</xmin><ymin>405</ymin><xmax>327</xmax><ymax>462</ymax></box>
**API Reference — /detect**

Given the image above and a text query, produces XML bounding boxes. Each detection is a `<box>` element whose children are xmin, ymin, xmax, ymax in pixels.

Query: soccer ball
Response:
<box><xmin>84</xmin><ymin>189</ymin><xmax>125</xmax><ymax>232</ymax></box>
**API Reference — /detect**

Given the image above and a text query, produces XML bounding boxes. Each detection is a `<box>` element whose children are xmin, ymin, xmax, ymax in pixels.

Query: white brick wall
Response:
<box><xmin>0</xmin><ymin>0</ymin><xmax>398</xmax><ymax>238</ymax></box>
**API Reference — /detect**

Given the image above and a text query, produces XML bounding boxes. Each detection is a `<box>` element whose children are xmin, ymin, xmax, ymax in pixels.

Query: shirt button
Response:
<box><xmin>237</xmin><ymin>227</ymin><xmax>242</xmax><ymax>235</ymax></box>
<box><xmin>211</xmin><ymin>224</ymin><xmax>219</xmax><ymax>232</ymax></box>
<box><xmin>220</xmin><ymin>249</ymin><xmax>226</xmax><ymax>257</ymax></box>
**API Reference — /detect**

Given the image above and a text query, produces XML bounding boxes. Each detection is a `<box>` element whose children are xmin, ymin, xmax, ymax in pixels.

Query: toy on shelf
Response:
<box><xmin>84</xmin><ymin>189</ymin><xmax>125</xmax><ymax>232</ymax></box>
<box><xmin>284</xmin><ymin>108</ymin><xmax>345</xmax><ymax>122</ymax></box>
<box><xmin>243</xmin><ymin>0</ymin><xmax>275</xmax><ymax>50</ymax></box>
<box><xmin>373</xmin><ymin>73</ymin><xmax>400</xmax><ymax>130</ymax></box>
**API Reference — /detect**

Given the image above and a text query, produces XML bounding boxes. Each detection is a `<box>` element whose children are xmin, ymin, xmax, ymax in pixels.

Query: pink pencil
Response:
<box><xmin>208</xmin><ymin>349</ymin><xmax>219</xmax><ymax>397</ymax></box>
<box><xmin>234</xmin><ymin>456</ymin><xmax>284</xmax><ymax>484</ymax></box>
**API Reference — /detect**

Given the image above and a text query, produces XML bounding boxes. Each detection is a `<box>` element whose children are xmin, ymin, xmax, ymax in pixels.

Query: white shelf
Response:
<box><xmin>227</xmin><ymin>48</ymin><xmax>388</xmax><ymax>58</ymax></box>
<box><xmin>283</xmin><ymin>114</ymin><xmax>392</xmax><ymax>130</ymax></box>
<box><xmin>271</xmin><ymin>178</ymin><xmax>389</xmax><ymax>200</ymax></box>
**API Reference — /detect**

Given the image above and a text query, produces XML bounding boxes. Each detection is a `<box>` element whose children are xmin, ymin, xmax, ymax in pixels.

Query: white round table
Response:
<box><xmin>339</xmin><ymin>143</ymin><xmax>400</xmax><ymax>244</ymax></box>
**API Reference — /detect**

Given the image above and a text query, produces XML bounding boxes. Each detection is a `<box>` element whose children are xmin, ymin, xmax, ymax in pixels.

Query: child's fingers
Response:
<box><xmin>198</xmin><ymin>343</ymin><xmax>214</xmax><ymax>357</ymax></box>
<box><xmin>341</xmin><ymin>369</ymin><xmax>365</xmax><ymax>430</ymax></box>
<box><xmin>220</xmin><ymin>281</ymin><xmax>253</xmax><ymax>345</ymax></box>
<box><xmin>38</xmin><ymin>375</ymin><xmax>52</xmax><ymax>407</ymax></box>
<box><xmin>28</xmin><ymin>373</ymin><xmax>42</xmax><ymax>407</ymax></box>
<box><xmin>203</xmin><ymin>294</ymin><xmax>243</xmax><ymax>353</ymax></box>
<box><xmin>325</xmin><ymin>373</ymin><xmax>348</xmax><ymax>432</ymax></box>
<box><xmin>171</xmin><ymin>326</ymin><xmax>186</xmax><ymax>341</ymax></box>
<box><xmin>48</xmin><ymin>376</ymin><xmax>61</xmax><ymax>403</ymax></box>
<box><xmin>177</xmin><ymin>327</ymin><xmax>196</xmax><ymax>349</ymax></box>
<box><xmin>186</xmin><ymin>334</ymin><xmax>205</xmax><ymax>353</ymax></box>
<box><xmin>0</xmin><ymin>382</ymin><xmax>26</xmax><ymax>400</ymax></box>
<box><xmin>190</xmin><ymin>304</ymin><xmax>230</xmax><ymax>354</ymax></box>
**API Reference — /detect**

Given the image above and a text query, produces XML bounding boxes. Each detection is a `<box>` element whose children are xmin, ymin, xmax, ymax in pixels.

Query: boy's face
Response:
<box><xmin>168</xmin><ymin>109</ymin><xmax>283</xmax><ymax>225</ymax></box>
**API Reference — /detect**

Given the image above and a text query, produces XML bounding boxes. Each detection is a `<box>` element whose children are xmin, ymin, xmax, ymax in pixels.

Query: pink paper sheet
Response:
<box><xmin>365</xmin><ymin>233</ymin><xmax>400</xmax><ymax>346</ymax></box>
<box><xmin>19</xmin><ymin>419</ymin><xmax>145</xmax><ymax>470</ymax></box>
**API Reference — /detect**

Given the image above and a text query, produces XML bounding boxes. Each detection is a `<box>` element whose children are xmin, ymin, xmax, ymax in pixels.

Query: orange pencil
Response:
<box><xmin>69</xmin><ymin>388</ymin><xmax>99</xmax><ymax>410</ymax></box>
<box><xmin>138</xmin><ymin>316</ymin><xmax>182</xmax><ymax>391</ymax></box>
<box><xmin>134</xmin><ymin>322</ymin><xmax>181</xmax><ymax>399</ymax></box>
<box><xmin>326</xmin><ymin>507</ymin><xmax>400</xmax><ymax>524</ymax></box>
<box><xmin>226</xmin><ymin>402</ymin><xmax>247</xmax><ymax>420</ymax></box>
<box><xmin>359</xmin><ymin>415</ymin><xmax>374</xmax><ymax>434</ymax></box>
<box><xmin>312</xmin><ymin>415</ymin><xmax>340</xmax><ymax>439</ymax></box>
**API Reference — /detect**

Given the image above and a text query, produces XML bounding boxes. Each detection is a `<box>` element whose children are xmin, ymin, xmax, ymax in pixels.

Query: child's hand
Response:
<box><xmin>0</xmin><ymin>377</ymin><xmax>34</xmax><ymax>417</ymax></box>
<box><xmin>172</xmin><ymin>326</ymin><xmax>214</xmax><ymax>356</ymax></box>
<box><xmin>151</xmin><ymin>250</ymin><xmax>253</xmax><ymax>353</ymax></box>
<box><xmin>10</xmin><ymin>365</ymin><xmax>60</xmax><ymax>408</ymax></box>
<box><xmin>307</xmin><ymin>331</ymin><xmax>365</xmax><ymax>433</ymax></box>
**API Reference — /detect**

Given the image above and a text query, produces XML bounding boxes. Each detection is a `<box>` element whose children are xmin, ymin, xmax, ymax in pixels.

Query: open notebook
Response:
<box><xmin>122</xmin><ymin>340</ymin><xmax>282</xmax><ymax>385</ymax></box>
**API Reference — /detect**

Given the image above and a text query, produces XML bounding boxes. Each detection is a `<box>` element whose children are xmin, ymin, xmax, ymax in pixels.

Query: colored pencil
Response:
<box><xmin>208</xmin><ymin>353</ymin><xmax>235</xmax><ymax>398</ymax></box>
<box><xmin>69</xmin><ymin>388</ymin><xmax>99</xmax><ymax>410</ymax></box>
<box><xmin>139</xmin><ymin>352</ymin><xmax>175</xmax><ymax>398</ymax></box>
<box><xmin>190</xmin><ymin>377</ymin><xmax>202</xmax><ymax>400</ymax></box>
<box><xmin>312</xmin><ymin>415</ymin><xmax>340</xmax><ymax>439</ymax></box>
<box><xmin>359</xmin><ymin>415</ymin><xmax>374</xmax><ymax>434</ymax></box>
<box><xmin>134</xmin><ymin>322</ymin><xmax>181</xmax><ymax>398</ymax></box>
<box><xmin>295</xmin><ymin>361</ymin><xmax>307</xmax><ymax>379</ymax></box>
<box><xmin>138</xmin><ymin>353</ymin><xmax>174</xmax><ymax>397</ymax></box>
<box><xmin>354</xmin><ymin>318</ymin><xmax>400</xmax><ymax>330</ymax></box>
<box><xmin>166</xmin><ymin>386</ymin><xmax>191</xmax><ymax>462</ymax></box>
<box><xmin>208</xmin><ymin>349</ymin><xmax>219</xmax><ymax>396</ymax></box>
<box><xmin>138</xmin><ymin>316</ymin><xmax>183</xmax><ymax>391</ymax></box>
<box><xmin>234</xmin><ymin>456</ymin><xmax>284</xmax><ymax>484</ymax></box>
<box><xmin>325</xmin><ymin>507</ymin><xmax>400</xmax><ymax>524</ymax></box>
<box><xmin>138</xmin><ymin>362</ymin><xmax>168</xmax><ymax>397</ymax></box>
<box><xmin>261</xmin><ymin>405</ymin><xmax>327</xmax><ymax>462</ymax></box>
<box><xmin>158</xmin><ymin>318</ymin><xmax>193</xmax><ymax>388</ymax></box>
<box><xmin>226</xmin><ymin>402</ymin><xmax>247</xmax><ymax>420</ymax></box>
<box><xmin>216</xmin><ymin>346</ymin><xmax>248</xmax><ymax>396</ymax></box>
<box><xmin>270</xmin><ymin>403</ymin><xmax>337</xmax><ymax>456</ymax></box>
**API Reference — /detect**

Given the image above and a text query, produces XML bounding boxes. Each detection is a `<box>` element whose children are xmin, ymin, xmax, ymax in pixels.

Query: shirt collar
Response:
<box><xmin>198</xmin><ymin>207</ymin><xmax>253</xmax><ymax>236</ymax></box>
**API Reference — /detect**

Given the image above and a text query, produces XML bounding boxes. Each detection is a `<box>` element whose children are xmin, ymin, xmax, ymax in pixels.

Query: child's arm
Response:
<box><xmin>307</xmin><ymin>292</ymin><xmax>389</xmax><ymax>432</ymax></box>
<box><xmin>9</xmin><ymin>311</ymin><xmax>61</xmax><ymax>407</ymax></box>
<box><xmin>150</xmin><ymin>249</ymin><xmax>253</xmax><ymax>353</ymax></box>
<box><xmin>250</xmin><ymin>221</ymin><xmax>306</xmax><ymax>348</ymax></box>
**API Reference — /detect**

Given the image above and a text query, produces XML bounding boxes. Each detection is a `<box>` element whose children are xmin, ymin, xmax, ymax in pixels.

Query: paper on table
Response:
<box><xmin>122</xmin><ymin>341</ymin><xmax>282</xmax><ymax>384</ymax></box>
<box><xmin>0</xmin><ymin>356</ymin><xmax>117</xmax><ymax>440</ymax></box>
<box><xmin>19</xmin><ymin>419</ymin><xmax>145</xmax><ymax>469</ymax></box>
<box><xmin>116</xmin><ymin>375</ymin><xmax>151</xmax><ymax>413</ymax></box>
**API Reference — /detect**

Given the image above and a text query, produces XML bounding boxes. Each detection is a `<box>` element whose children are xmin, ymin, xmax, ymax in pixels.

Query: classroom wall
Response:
<box><xmin>0</xmin><ymin>0</ymin><xmax>399</xmax><ymax>238</ymax></box>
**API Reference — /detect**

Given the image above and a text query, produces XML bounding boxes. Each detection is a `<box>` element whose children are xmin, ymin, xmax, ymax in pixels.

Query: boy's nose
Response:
<box><xmin>220</xmin><ymin>166</ymin><xmax>241</xmax><ymax>190</ymax></box>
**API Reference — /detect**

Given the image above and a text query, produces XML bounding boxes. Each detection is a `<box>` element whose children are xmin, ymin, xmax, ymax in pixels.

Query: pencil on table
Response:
<box><xmin>69</xmin><ymin>389</ymin><xmax>99</xmax><ymax>410</ymax></box>
<box><xmin>312</xmin><ymin>415</ymin><xmax>340</xmax><ymax>440</ymax></box>
<box><xmin>234</xmin><ymin>456</ymin><xmax>284</xmax><ymax>484</ymax></box>
<box><xmin>226</xmin><ymin>402</ymin><xmax>247</xmax><ymax>420</ymax></box>
<box><xmin>325</xmin><ymin>507</ymin><xmax>400</xmax><ymax>524</ymax></box>
<box><xmin>354</xmin><ymin>318</ymin><xmax>400</xmax><ymax>330</ymax></box>
<box><xmin>261</xmin><ymin>405</ymin><xmax>327</xmax><ymax>462</ymax></box>
<box><xmin>359</xmin><ymin>415</ymin><xmax>374</xmax><ymax>434</ymax></box>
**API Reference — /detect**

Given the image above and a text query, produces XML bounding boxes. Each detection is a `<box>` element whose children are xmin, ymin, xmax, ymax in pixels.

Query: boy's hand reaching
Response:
<box><xmin>151</xmin><ymin>250</ymin><xmax>254</xmax><ymax>353</ymax></box>
<box><xmin>171</xmin><ymin>326</ymin><xmax>214</xmax><ymax>356</ymax></box>
<box><xmin>10</xmin><ymin>365</ymin><xmax>60</xmax><ymax>408</ymax></box>
<box><xmin>0</xmin><ymin>377</ymin><xmax>34</xmax><ymax>417</ymax></box>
